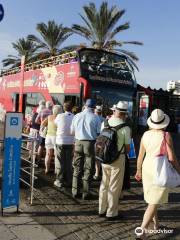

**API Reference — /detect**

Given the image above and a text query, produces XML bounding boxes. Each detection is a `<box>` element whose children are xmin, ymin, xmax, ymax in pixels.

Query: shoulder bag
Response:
<box><xmin>154</xmin><ymin>132</ymin><xmax>180</xmax><ymax>188</ymax></box>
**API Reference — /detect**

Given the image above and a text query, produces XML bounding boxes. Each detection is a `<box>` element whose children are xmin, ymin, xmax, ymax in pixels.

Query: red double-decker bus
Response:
<box><xmin>0</xmin><ymin>48</ymin><xmax>137</xmax><ymax>117</ymax></box>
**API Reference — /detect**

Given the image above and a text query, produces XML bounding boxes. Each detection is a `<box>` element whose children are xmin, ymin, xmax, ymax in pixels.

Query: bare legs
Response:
<box><xmin>94</xmin><ymin>160</ymin><xmax>101</xmax><ymax>179</ymax></box>
<box><xmin>37</xmin><ymin>145</ymin><xmax>44</xmax><ymax>163</ymax></box>
<box><xmin>45</xmin><ymin>148</ymin><xmax>54</xmax><ymax>173</ymax></box>
<box><xmin>137</xmin><ymin>204</ymin><xmax>158</xmax><ymax>239</ymax></box>
<box><xmin>141</xmin><ymin>204</ymin><xmax>158</xmax><ymax>229</ymax></box>
<box><xmin>153</xmin><ymin>208</ymin><xmax>159</xmax><ymax>230</ymax></box>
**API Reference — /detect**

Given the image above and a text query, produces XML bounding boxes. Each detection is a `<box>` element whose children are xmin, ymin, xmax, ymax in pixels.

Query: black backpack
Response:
<box><xmin>95</xmin><ymin>119</ymin><xmax>127</xmax><ymax>164</ymax></box>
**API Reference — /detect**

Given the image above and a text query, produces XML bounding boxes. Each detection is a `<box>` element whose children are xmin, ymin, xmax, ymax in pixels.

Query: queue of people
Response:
<box><xmin>26</xmin><ymin>99</ymin><xmax>180</xmax><ymax>239</ymax></box>
<box><xmin>27</xmin><ymin>99</ymin><xmax>130</xmax><ymax>201</ymax></box>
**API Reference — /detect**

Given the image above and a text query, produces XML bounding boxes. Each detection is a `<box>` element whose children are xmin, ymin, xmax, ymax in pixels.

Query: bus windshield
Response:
<box><xmin>79</xmin><ymin>48</ymin><xmax>135</xmax><ymax>87</ymax></box>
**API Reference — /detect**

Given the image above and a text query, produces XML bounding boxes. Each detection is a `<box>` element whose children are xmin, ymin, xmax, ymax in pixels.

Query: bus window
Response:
<box><xmin>79</xmin><ymin>48</ymin><xmax>134</xmax><ymax>85</ymax></box>
<box><xmin>50</xmin><ymin>93</ymin><xmax>64</xmax><ymax>106</ymax></box>
<box><xmin>25</xmin><ymin>93</ymin><xmax>45</xmax><ymax>115</ymax></box>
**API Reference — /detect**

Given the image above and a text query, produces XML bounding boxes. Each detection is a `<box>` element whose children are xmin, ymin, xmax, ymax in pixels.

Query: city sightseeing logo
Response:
<box><xmin>135</xmin><ymin>226</ymin><xmax>173</xmax><ymax>236</ymax></box>
<box><xmin>0</xmin><ymin>3</ymin><xmax>4</xmax><ymax>22</ymax></box>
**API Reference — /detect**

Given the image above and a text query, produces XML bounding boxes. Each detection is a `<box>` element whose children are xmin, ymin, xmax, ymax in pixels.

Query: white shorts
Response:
<box><xmin>45</xmin><ymin>135</ymin><xmax>56</xmax><ymax>150</ymax></box>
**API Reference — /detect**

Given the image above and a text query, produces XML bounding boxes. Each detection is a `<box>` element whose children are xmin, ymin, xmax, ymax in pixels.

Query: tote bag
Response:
<box><xmin>154</xmin><ymin>132</ymin><xmax>180</xmax><ymax>188</ymax></box>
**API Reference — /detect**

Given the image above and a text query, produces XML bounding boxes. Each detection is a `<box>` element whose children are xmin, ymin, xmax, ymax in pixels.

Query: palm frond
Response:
<box><xmin>2</xmin><ymin>56</ymin><xmax>21</xmax><ymax>68</ymax></box>
<box><xmin>72</xmin><ymin>24</ymin><xmax>92</xmax><ymax>40</ymax></box>
<box><xmin>2</xmin><ymin>37</ymin><xmax>39</xmax><ymax>68</ymax></box>
<box><xmin>29</xmin><ymin>20</ymin><xmax>72</xmax><ymax>56</ymax></box>
<box><xmin>122</xmin><ymin>41</ymin><xmax>143</xmax><ymax>45</ymax></box>
<box><xmin>107</xmin><ymin>22</ymin><xmax>130</xmax><ymax>41</ymax></box>
<box><xmin>119</xmin><ymin>49</ymin><xmax>139</xmax><ymax>61</ymax></box>
<box><xmin>71</xmin><ymin>1</ymin><xmax>142</xmax><ymax>69</ymax></box>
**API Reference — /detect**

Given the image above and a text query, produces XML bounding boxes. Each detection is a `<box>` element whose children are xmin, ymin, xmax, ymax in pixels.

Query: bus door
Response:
<box><xmin>64</xmin><ymin>95</ymin><xmax>80</xmax><ymax>106</ymax></box>
<box><xmin>50</xmin><ymin>93</ymin><xmax>81</xmax><ymax>109</ymax></box>
<box><xmin>12</xmin><ymin>93</ymin><xmax>27</xmax><ymax>114</ymax></box>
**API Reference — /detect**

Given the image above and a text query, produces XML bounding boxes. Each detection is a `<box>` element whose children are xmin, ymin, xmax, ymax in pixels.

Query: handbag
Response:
<box><xmin>154</xmin><ymin>132</ymin><xmax>180</xmax><ymax>188</ymax></box>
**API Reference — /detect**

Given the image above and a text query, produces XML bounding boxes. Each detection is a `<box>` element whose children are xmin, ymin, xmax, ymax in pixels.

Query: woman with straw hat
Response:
<box><xmin>135</xmin><ymin>109</ymin><xmax>180</xmax><ymax>239</ymax></box>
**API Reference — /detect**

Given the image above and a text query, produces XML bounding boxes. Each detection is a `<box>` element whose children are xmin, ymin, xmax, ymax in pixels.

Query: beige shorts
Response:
<box><xmin>45</xmin><ymin>135</ymin><xmax>56</xmax><ymax>150</ymax></box>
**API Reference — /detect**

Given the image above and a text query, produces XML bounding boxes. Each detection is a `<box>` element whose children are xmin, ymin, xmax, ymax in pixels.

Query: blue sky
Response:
<box><xmin>0</xmin><ymin>0</ymin><xmax>180</xmax><ymax>89</ymax></box>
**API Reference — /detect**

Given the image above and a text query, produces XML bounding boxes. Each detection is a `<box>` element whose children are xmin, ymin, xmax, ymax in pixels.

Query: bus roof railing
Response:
<box><xmin>0</xmin><ymin>50</ymin><xmax>77</xmax><ymax>77</ymax></box>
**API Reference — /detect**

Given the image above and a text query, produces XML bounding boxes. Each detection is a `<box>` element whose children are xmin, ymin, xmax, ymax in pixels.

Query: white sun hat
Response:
<box><xmin>110</xmin><ymin>104</ymin><xmax>116</xmax><ymax>111</ymax></box>
<box><xmin>147</xmin><ymin>109</ymin><xmax>170</xmax><ymax>129</ymax></box>
<box><xmin>115</xmin><ymin>101</ymin><xmax>128</xmax><ymax>112</ymax></box>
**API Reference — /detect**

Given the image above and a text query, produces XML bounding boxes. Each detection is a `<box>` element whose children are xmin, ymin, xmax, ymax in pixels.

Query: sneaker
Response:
<box><xmin>54</xmin><ymin>180</ymin><xmax>63</xmax><ymax>188</ymax></box>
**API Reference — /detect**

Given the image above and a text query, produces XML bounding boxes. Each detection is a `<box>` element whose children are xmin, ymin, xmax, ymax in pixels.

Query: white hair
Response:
<box><xmin>53</xmin><ymin>105</ymin><xmax>62</xmax><ymax>115</ymax></box>
<box><xmin>46</xmin><ymin>101</ymin><xmax>53</xmax><ymax>109</ymax></box>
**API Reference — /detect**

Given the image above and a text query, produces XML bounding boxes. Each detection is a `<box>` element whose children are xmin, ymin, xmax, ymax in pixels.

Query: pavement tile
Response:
<box><xmin>74</xmin><ymin>229</ymin><xmax>89</xmax><ymax>240</ymax></box>
<box><xmin>0</xmin><ymin>215</ymin><xmax>34</xmax><ymax>226</ymax></box>
<box><xmin>0</xmin><ymin>223</ymin><xmax>17</xmax><ymax>240</ymax></box>
<box><xmin>88</xmin><ymin>232</ymin><xmax>103</xmax><ymax>240</ymax></box>
<box><xmin>99</xmin><ymin>230</ymin><xmax>114</xmax><ymax>239</ymax></box>
<box><xmin>10</xmin><ymin>222</ymin><xmax>56</xmax><ymax>240</ymax></box>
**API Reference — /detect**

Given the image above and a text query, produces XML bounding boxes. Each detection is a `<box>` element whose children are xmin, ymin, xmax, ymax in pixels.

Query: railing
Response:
<box><xmin>0</xmin><ymin>50</ymin><xmax>77</xmax><ymax>76</ymax></box>
<box><xmin>21</xmin><ymin>134</ymin><xmax>38</xmax><ymax>204</ymax></box>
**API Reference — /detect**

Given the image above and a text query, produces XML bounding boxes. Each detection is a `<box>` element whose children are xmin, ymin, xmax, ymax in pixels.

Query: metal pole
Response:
<box><xmin>17</xmin><ymin>205</ymin><xmax>19</xmax><ymax>214</ymax></box>
<box><xmin>1</xmin><ymin>207</ymin><xmax>3</xmax><ymax>216</ymax></box>
<box><xmin>30</xmin><ymin>139</ymin><xmax>36</xmax><ymax>205</ymax></box>
<box><xmin>19</xmin><ymin>56</ymin><xmax>25</xmax><ymax>112</ymax></box>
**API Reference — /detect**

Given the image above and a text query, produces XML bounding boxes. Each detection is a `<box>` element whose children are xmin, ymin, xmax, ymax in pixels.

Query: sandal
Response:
<box><xmin>154</xmin><ymin>224</ymin><xmax>166</xmax><ymax>230</ymax></box>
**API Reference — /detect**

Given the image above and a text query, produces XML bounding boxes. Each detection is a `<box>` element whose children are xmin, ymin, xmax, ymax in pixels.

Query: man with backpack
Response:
<box><xmin>97</xmin><ymin>101</ymin><xmax>131</xmax><ymax>220</ymax></box>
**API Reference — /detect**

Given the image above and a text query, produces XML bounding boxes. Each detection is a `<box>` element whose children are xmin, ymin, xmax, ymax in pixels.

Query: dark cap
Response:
<box><xmin>85</xmin><ymin>99</ymin><xmax>96</xmax><ymax>108</ymax></box>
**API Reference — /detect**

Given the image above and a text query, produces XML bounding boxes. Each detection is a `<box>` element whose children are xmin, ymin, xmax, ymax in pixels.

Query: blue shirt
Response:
<box><xmin>96</xmin><ymin>115</ymin><xmax>105</xmax><ymax>123</ymax></box>
<box><xmin>71</xmin><ymin>108</ymin><xmax>101</xmax><ymax>140</ymax></box>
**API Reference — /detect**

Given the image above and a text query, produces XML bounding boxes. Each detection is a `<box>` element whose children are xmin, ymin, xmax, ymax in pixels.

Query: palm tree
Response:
<box><xmin>2</xmin><ymin>38</ymin><xmax>39</xmax><ymax>68</ymax></box>
<box><xmin>28</xmin><ymin>20</ymin><xmax>72</xmax><ymax>57</ymax></box>
<box><xmin>72</xmin><ymin>1</ymin><xmax>142</xmax><ymax>69</ymax></box>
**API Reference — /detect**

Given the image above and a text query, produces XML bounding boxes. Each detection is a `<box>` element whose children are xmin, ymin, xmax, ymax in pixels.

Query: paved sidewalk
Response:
<box><xmin>0</xmin><ymin>132</ymin><xmax>179</xmax><ymax>239</ymax></box>
<box><xmin>0</xmin><ymin>208</ymin><xmax>57</xmax><ymax>240</ymax></box>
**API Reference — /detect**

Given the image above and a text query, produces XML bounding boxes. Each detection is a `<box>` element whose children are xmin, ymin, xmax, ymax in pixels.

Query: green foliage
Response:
<box><xmin>2</xmin><ymin>38</ymin><xmax>39</xmax><ymax>68</ymax></box>
<box><xmin>28</xmin><ymin>20</ymin><xmax>72</xmax><ymax>57</ymax></box>
<box><xmin>72</xmin><ymin>1</ymin><xmax>143</xmax><ymax>70</ymax></box>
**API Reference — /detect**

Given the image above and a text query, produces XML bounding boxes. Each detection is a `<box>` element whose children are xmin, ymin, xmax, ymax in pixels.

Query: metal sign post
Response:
<box><xmin>1</xmin><ymin>112</ymin><xmax>23</xmax><ymax>216</ymax></box>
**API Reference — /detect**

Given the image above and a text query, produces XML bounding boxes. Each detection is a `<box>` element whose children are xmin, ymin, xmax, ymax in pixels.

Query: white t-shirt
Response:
<box><xmin>54</xmin><ymin>112</ymin><xmax>74</xmax><ymax>145</ymax></box>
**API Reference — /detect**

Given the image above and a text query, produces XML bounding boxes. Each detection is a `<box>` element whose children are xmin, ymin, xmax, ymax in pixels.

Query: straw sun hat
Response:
<box><xmin>147</xmin><ymin>109</ymin><xmax>170</xmax><ymax>129</ymax></box>
<box><xmin>115</xmin><ymin>101</ymin><xmax>128</xmax><ymax>112</ymax></box>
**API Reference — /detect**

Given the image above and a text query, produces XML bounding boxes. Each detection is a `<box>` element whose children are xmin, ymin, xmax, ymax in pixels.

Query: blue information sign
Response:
<box><xmin>1</xmin><ymin>112</ymin><xmax>22</xmax><ymax>209</ymax></box>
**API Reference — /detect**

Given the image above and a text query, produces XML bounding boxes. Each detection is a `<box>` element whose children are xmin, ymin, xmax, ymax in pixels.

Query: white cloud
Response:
<box><xmin>136</xmin><ymin>66</ymin><xmax>180</xmax><ymax>90</ymax></box>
